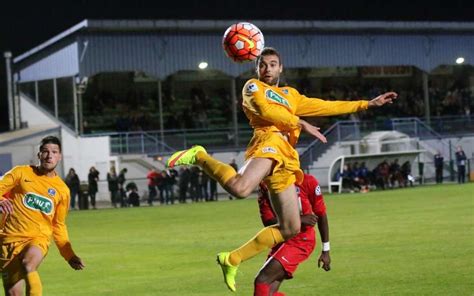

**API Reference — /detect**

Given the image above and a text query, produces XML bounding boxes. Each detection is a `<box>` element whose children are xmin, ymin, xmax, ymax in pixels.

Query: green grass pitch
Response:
<box><xmin>39</xmin><ymin>183</ymin><xmax>473</xmax><ymax>295</ymax></box>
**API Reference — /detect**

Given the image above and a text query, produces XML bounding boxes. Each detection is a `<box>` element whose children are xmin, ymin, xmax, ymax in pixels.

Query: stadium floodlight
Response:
<box><xmin>455</xmin><ymin>57</ymin><xmax>465</xmax><ymax>64</ymax></box>
<box><xmin>198</xmin><ymin>61</ymin><xmax>208</xmax><ymax>69</ymax></box>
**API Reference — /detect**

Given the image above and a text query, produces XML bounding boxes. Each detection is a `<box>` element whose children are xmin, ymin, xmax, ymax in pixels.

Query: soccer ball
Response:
<box><xmin>222</xmin><ymin>22</ymin><xmax>265</xmax><ymax>63</ymax></box>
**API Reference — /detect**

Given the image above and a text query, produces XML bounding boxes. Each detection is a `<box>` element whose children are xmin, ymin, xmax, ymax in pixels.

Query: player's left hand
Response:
<box><xmin>368</xmin><ymin>92</ymin><xmax>398</xmax><ymax>107</ymax></box>
<box><xmin>68</xmin><ymin>255</ymin><xmax>85</xmax><ymax>270</ymax></box>
<box><xmin>299</xmin><ymin>119</ymin><xmax>327</xmax><ymax>143</ymax></box>
<box><xmin>318</xmin><ymin>252</ymin><xmax>331</xmax><ymax>271</ymax></box>
<box><xmin>301</xmin><ymin>214</ymin><xmax>318</xmax><ymax>226</ymax></box>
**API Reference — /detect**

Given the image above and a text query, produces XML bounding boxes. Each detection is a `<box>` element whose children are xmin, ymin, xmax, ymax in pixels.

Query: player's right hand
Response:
<box><xmin>68</xmin><ymin>255</ymin><xmax>85</xmax><ymax>270</ymax></box>
<box><xmin>0</xmin><ymin>199</ymin><xmax>14</xmax><ymax>214</ymax></box>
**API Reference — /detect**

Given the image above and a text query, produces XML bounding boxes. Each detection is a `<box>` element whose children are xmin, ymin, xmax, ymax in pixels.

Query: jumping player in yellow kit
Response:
<box><xmin>167</xmin><ymin>47</ymin><xmax>397</xmax><ymax>291</ymax></box>
<box><xmin>0</xmin><ymin>136</ymin><xmax>84</xmax><ymax>295</ymax></box>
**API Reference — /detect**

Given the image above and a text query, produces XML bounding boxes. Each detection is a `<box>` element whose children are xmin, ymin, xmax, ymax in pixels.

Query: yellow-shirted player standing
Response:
<box><xmin>0</xmin><ymin>136</ymin><xmax>84</xmax><ymax>295</ymax></box>
<box><xmin>167</xmin><ymin>47</ymin><xmax>397</xmax><ymax>292</ymax></box>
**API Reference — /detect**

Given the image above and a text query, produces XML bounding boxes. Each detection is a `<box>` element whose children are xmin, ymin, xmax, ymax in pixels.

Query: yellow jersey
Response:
<box><xmin>0</xmin><ymin>165</ymin><xmax>75</xmax><ymax>260</ymax></box>
<box><xmin>242</xmin><ymin>78</ymin><xmax>369</xmax><ymax>146</ymax></box>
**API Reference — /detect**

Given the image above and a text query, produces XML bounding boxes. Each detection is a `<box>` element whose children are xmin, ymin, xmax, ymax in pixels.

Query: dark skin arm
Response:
<box><xmin>317</xmin><ymin>214</ymin><xmax>331</xmax><ymax>271</ymax></box>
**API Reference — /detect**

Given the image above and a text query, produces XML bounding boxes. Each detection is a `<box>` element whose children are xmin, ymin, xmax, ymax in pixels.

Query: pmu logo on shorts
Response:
<box><xmin>262</xmin><ymin>147</ymin><xmax>277</xmax><ymax>154</ymax></box>
<box><xmin>23</xmin><ymin>193</ymin><xmax>54</xmax><ymax>215</ymax></box>
<box><xmin>265</xmin><ymin>89</ymin><xmax>290</xmax><ymax>108</ymax></box>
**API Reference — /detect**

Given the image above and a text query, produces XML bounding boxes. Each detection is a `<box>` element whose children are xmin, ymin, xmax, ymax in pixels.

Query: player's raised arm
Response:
<box><xmin>368</xmin><ymin>92</ymin><xmax>398</xmax><ymax>107</ymax></box>
<box><xmin>295</xmin><ymin>91</ymin><xmax>398</xmax><ymax>117</ymax></box>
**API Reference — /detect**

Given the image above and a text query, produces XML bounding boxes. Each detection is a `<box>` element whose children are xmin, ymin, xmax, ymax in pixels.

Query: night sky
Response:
<box><xmin>1</xmin><ymin>0</ymin><xmax>473</xmax><ymax>131</ymax></box>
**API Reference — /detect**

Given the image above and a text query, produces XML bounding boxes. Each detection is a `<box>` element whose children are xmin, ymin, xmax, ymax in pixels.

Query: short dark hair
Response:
<box><xmin>39</xmin><ymin>136</ymin><xmax>62</xmax><ymax>152</ymax></box>
<box><xmin>255</xmin><ymin>47</ymin><xmax>282</xmax><ymax>66</ymax></box>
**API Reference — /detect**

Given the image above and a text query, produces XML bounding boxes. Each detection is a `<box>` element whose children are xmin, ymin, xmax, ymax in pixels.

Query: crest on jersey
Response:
<box><xmin>265</xmin><ymin>89</ymin><xmax>290</xmax><ymax>108</ymax></box>
<box><xmin>282</xmin><ymin>89</ymin><xmax>289</xmax><ymax>95</ymax></box>
<box><xmin>315</xmin><ymin>185</ymin><xmax>322</xmax><ymax>196</ymax></box>
<box><xmin>48</xmin><ymin>188</ymin><xmax>56</xmax><ymax>197</ymax></box>
<box><xmin>246</xmin><ymin>82</ymin><xmax>259</xmax><ymax>94</ymax></box>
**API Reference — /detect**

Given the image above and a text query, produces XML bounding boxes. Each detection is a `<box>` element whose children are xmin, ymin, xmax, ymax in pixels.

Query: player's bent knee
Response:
<box><xmin>225</xmin><ymin>180</ymin><xmax>254</xmax><ymax>198</ymax></box>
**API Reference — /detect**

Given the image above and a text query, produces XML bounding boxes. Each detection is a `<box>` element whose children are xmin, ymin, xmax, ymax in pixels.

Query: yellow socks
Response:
<box><xmin>228</xmin><ymin>226</ymin><xmax>285</xmax><ymax>266</ymax></box>
<box><xmin>26</xmin><ymin>271</ymin><xmax>42</xmax><ymax>296</ymax></box>
<box><xmin>196</xmin><ymin>151</ymin><xmax>237</xmax><ymax>185</ymax></box>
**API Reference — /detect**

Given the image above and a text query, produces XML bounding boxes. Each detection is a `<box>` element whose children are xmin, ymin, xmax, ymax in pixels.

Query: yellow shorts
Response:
<box><xmin>0</xmin><ymin>238</ymin><xmax>49</xmax><ymax>288</ymax></box>
<box><xmin>246</xmin><ymin>130</ymin><xmax>303</xmax><ymax>193</ymax></box>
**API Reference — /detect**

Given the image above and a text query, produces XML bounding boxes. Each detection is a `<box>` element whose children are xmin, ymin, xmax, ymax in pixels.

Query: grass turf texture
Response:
<box><xmin>39</xmin><ymin>183</ymin><xmax>473</xmax><ymax>295</ymax></box>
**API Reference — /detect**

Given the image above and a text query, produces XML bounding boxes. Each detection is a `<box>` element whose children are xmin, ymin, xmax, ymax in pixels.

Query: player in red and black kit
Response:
<box><xmin>254</xmin><ymin>174</ymin><xmax>331</xmax><ymax>296</ymax></box>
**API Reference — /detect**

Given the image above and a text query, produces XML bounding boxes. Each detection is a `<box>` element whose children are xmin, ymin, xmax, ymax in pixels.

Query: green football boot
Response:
<box><xmin>166</xmin><ymin>145</ymin><xmax>206</xmax><ymax>168</ymax></box>
<box><xmin>216</xmin><ymin>252</ymin><xmax>238</xmax><ymax>292</ymax></box>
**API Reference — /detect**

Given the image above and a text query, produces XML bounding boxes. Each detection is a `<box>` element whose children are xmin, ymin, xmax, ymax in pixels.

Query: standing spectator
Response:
<box><xmin>168</xmin><ymin>168</ymin><xmax>178</xmax><ymax>202</ymax></box>
<box><xmin>88</xmin><ymin>166</ymin><xmax>100</xmax><ymax>209</ymax></box>
<box><xmin>434</xmin><ymin>151</ymin><xmax>444</xmax><ymax>184</ymax></box>
<box><xmin>107</xmin><ymin>167</ymin><xmax>119</xmax><ymax>208</ymax></box>
<box><xmin>118</xmin><ymin>168</ymin><xmax>128</xmax><ymax>207</ymax></box>
<box><xmin>210</xmin><ymin>177</ymin><xmax>218</xmax><ymax>201</ymax></box>
<box><xmin>189</xmin><ymin>167</ymin><xmax>200</xmax><ymax>202</ymax></box>
<box><xmin>178</xmin><ymin>167</ymin><xmax>190</xmax><ymax>203</ymax></box>
<box><xmin>146</xmin><ymin>169</ymin><xmax>159</xmax><ymax>206</ymax></box>
<box><xmin>155</xmin><ymin>170</ymin><xmax>164</xmax><ymax>204</ymax></box>
<box><xmin>163</xmin><ymin>170</ymin><xmax>174</xmax><ymax>204</ymax></box>
<box><xmin>228</xmin><ymin>159</ymin><xmax>238</xmax><ymax>200</ymax></box>
<box><xmin>199</xmin><ymin>170</ymin><xmax>209</xmax><ymax>201</ymax></box>
<box><xmin>455</xmin><ymin>146</ymin><xmax>467</xmax><ymax>184</ymax></box>
<box><xmin>65</xmin><ymin>168</ymin><xmax>80</xmax><ymax>210</ymax></box>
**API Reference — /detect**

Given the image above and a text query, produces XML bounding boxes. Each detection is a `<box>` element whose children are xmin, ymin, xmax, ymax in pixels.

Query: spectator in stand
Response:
<box><xmin>455</xmin><ymin>146</ymin><xmax>467</xmax><ymax>184</ymax></box>
<box><xmin>65</xmin><ymin>168</ymin><xmax>80</xmax><ymax>210</ymax></box>
<box><xmin>146</xmin><ymin>169</ymin><xmax>159</xmax><ymax>206</ymax></box>
<box><xmin>434</xmin><ymin>151</ymin><xmax>444</xmax><ymax>184</ymax></box>
<box><xmin>357</xmin><ymin>162</ymin><xmax>370</xmax><ymax>193</ymax></box>
<box><xmin>107</xmin><ymin>167</ymin><xmax>119</xmax><ymax>208</ymax></box>
<box><xmin>374</xmin><ymin>160</ymin><xmax>390</xmax><ymax>190</ymax></box>
<box><xmin>401</xmin><ymin>161</ymin><xmax>414</xmax><ymax>187</ymax></box>
<box><xmin>336</xmin><ymin>164</ymin><xmax>354</xmax><ymax>192</ymax></box>
<box><xmin>389</xmin><ymin>159</ymin><xmax>403</xmax><ymax>188</ymax></box>
<box><xmin>350</xmin><ymin>162</ymin><xmax>362</xmax><ymax>192</ymax></box>
<box><xmin>88</xmin><ymin>166</ymin><xmax>100</xmax><ymax>209</ymax></box>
